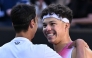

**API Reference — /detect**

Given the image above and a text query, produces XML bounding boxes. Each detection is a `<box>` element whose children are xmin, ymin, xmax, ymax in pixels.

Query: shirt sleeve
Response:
<box><xmin>43</xmin><ymin>45</ymin><xmax>62</xmax><ymax>58</ymax></box>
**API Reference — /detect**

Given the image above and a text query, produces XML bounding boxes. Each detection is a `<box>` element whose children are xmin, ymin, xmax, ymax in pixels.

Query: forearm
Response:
<box><xmin>76</xmin><ymin>45</ymin><xmax>86</xmax><ymax>58</ymax></box>
<box><xmin>71</xmin><ymin>39</ymin><xmax>89</xmax><ymax>58</ymax></box>
<box><xmin>74</xmin><ymin>39</ymin><xmax>87</xmax><ymax>58</ymax></box>
<box><xmin>73</xmin><ymin>18</ymin><xmax>92</xmax><ymax>24</ymax></box>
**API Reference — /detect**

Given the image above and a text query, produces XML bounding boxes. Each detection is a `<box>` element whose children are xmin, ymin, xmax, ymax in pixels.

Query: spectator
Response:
<box><xmin>30</xmin><ymin>0</ymin><xmax>48</xmax><ymax>28</ymax></box>
<box><xmin>67</xmin><ymin>0</ymin><xmax>92</xmax><ymax>28</ymax></box>
<box><xmin>0</xmin><ymin>0</ymin><xmax>30</xmax><ymax>27</ymax></box>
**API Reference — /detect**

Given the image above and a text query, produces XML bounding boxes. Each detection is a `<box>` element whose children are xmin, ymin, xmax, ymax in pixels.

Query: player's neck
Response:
<box><xmin>16</xmin><ymin>31</ymin><xmax>33</xmax><ymax>41</ymax></box>
<box><xmin>53</xmin><ymin>35</ymin><xmax>72</xmax><ymax>53</ymax></box>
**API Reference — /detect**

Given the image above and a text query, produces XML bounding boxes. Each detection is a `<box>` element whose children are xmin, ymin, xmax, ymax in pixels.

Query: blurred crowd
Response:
<box><xmin>0</xmin><ymin>0</ymin><xmax>92</xmax><ymax>29</ymax></box>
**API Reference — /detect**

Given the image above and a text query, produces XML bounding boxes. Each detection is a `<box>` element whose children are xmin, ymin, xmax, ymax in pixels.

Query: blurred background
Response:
<box><xmin>0</xmin><ymin>0</ymin><xmax>92</xmax><ymax>49</ymax></box>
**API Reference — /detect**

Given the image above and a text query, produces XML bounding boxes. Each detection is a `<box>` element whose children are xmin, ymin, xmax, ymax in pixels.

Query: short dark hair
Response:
<box><xmin>10</xmin><ymin>3</ymin><xmax>36</xmax><ymax>33</ymax></box>
<box><xmin>41</xmin><ymin>4</ymin><xmax>73</xmax><ymax>23</ymax></box>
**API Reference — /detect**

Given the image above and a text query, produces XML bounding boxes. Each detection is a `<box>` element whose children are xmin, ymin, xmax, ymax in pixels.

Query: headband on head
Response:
<box><xmin>42</xmin><ymin>13</ymin><xmax>69</xmax><ymax>23</ymax></box>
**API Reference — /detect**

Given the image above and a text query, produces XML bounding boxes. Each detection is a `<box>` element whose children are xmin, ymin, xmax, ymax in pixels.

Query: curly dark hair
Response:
<box><xmin>41</xmin><ymin>4</ymin><xmax>73</xmax><ymax>23</ymax></box>
<box><xmin>10</xmin><ymin>3</ymin><xmax>36</xmax><ymax>33</ymax></box>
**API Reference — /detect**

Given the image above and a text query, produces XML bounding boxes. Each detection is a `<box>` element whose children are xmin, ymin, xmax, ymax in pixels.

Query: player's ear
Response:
<box><xmin>65</xmin><ymin>23</ymin><xmax>70</xmax><ymax>29</ymax></box>
<box><xmin>29</xmin><ymin>19</ymin><xmax>35</xmax><ymax>28</ymax></box>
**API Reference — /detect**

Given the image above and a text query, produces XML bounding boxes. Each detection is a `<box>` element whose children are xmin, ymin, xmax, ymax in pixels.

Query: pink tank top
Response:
<box><xmin>58</xmin><ymin>42</ymin><xmax>74</xmax><ymax>58</ymax></box>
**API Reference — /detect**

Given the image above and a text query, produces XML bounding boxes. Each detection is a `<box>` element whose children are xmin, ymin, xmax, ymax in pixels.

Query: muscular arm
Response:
<box><xmin>71</xmin><ymin>39</ymin><xmax>92</xmax><ymax>58</ymax></box>
<box><xmin>85</xmin><ymin>47</ymin><xmax>92</xmax><ymax>58</ymax></box>
<box><xmin>72</xmin><ymin>46</ymin><xmax>86</xmax><ymax>58</ymax></box>
<box><xmin>71</xmin><ymin>14</ymin><xmax>92</xmax><ymax>26</ymax></box>
<box><xmin>72</xmin><ymin>46</ymin><xmax>92</xmax><ymax>58</ymax></box>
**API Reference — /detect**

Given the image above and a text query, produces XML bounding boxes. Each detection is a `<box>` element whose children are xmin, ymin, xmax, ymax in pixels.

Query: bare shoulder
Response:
<box><xmin>85</xmin><ymin>47</ymin><xmax>92</xmax><ymax>58</ymax></box>
<box><xmin>72</xmin><ymin>47</ymin><xmax>92</xmax><ymax>58</ymax></box>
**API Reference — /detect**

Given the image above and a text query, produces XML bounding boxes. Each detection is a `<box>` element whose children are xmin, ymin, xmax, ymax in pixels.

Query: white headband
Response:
<box><xmin>42</xmin><ymin>13</ymin><xmax>69</xmax><ymax>23</ymax></box>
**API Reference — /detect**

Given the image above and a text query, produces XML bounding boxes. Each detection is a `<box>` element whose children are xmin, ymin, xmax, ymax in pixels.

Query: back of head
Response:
<box><xmin>41</xmin><ymin>4</ymin><xmax>73</xmax><ymax>23</ymax></box>
<box><xmin>10</xmin><ymin>3</ymin><xmax>36</xmax><ymax>33</ymax></box>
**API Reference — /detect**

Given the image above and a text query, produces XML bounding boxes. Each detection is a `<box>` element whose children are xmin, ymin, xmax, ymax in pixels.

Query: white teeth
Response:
<box><xmin>47</xmin><ymin>34</ymin><xmax>53</xmax><ymax>37</ymax></box>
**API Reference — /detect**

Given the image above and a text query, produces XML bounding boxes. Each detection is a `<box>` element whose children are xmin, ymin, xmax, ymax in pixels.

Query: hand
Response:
<box><xmin>68</xmin><ymin>39</ymin><xmax>89</xmax><ymax>48</ymax></box>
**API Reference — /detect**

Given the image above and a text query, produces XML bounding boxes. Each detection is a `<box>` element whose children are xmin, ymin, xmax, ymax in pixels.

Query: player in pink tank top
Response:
<box><xmin>58</xmin><ymin>42</ymin><xmax>74</xmax><ymax>58</ymax></box>
<box><xmin>41</xmin><ymin>4</ymin><xmax>89</xmax><ymax>58</ymax></box>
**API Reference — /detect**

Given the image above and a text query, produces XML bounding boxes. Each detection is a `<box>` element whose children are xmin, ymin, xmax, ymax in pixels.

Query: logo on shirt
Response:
<box><xmin>14</xmin><ymin>41</ymin><xmax>20</xmax><ymax>45</ymax></box>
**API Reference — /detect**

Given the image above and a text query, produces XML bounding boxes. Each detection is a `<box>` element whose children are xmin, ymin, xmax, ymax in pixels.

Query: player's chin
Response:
<box><xmin>48</xmin><ymin>38</ymin><xmax>56</xmax><ymax>44</ymax></box>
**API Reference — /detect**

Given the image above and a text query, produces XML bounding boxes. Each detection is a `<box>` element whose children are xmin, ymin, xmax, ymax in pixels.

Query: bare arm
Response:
<box><xmin>72</xmin><ymin>45</ymin><xmax>92</xmax><ymax>58</ymax></box>
<box><xmin>75</xmin><ymin>39</ymin><xmax>89</xmax><ymax>58</ymax></box>
<box><xmin>72</xmin><ymin>47</ymin><xmax>87</xmax><ymax>58</ymax></box>
<box><xmin>85</xmin><ymin>47</ymin><xmax>92</xmax><ymax>58</ymax></box>
<box><xmin>72</xmin><ymin>18</ymin><xmax>92</xmax><ymax>24</ymax></box>
<box><xmin>71</xmin><ymin>14</ymin><xmax>92</xmax><ymax>26</ymax></box>
<box><xmin>69</xmin><ymin>39</ymin><xmax>89</xmax><ymax>58</ymax></box>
